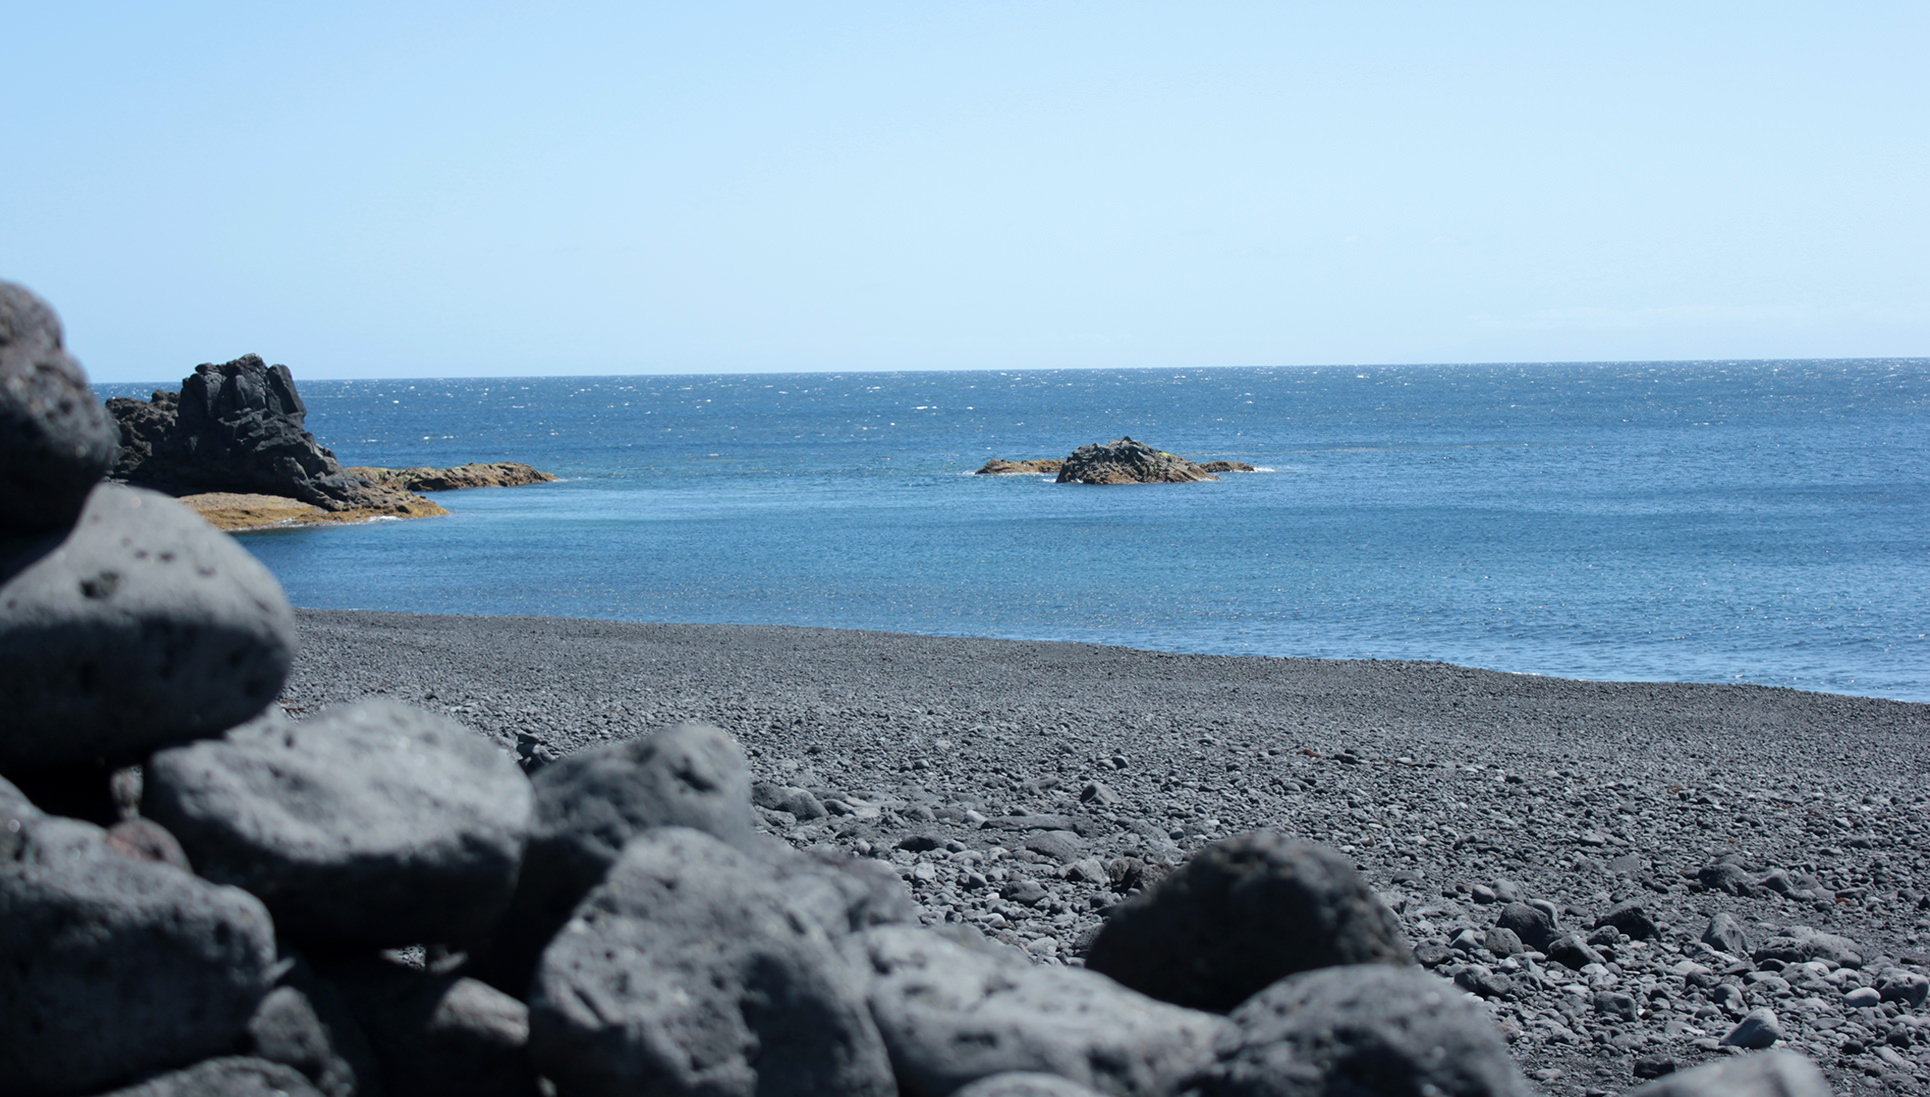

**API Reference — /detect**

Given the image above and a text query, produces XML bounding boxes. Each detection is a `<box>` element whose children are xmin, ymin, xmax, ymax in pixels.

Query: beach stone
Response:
<box><xmin>528</xmin><ymin>827</ymin><xmax>892</xmax><ymax>1097</ymax></box>
<box><xmin>320</xmin><ymin>955</ymin><xmax>538</xmax><ymax>1097</ymax></box>
<box><xmin>1876</xmin><ymin>969</ymin><xmax>1930</xmax><ymax>1007</ymax></box>
<box><xmin>105</xmin><ymin>817</ymin><xmax>193</xmax><ymax>871</ymax></box>
<box><xmin>1595</xmin><ymin>898</ymin><xmax>1661</xmax><ymax>940</ymax></box>
<box><xmin>762</xmin><ymin>842</ymin><xmax>920</xmax><ymax>937</ymax></box>
<box><xmin>850</xmin><ymin>923</ymin><xmax>1230</xmax><ymax>1097</ymax></box>
<box><xmin>1702</xmin><ymin>911</ymin><xmax>1751</xmax><ymax>955</ymax></box>
<box><xmin>753</xmin><ymin>780</ymin><xmax>828</xmax><ymax>820</ymax></box>
<box><xmin>1721</xmin><ymin>1007</ymin><xmax>1784</xmax><ymax>1049</ymax></box>
<box><xmin>247</xmin><ymin>963</ymin><xmax>383</xmax><ymax>1097</ymax></box>
<box><xmin>1752</xmin><ymin>928</ymin><xmax>1863</xmax><ymax>968</ymax></box>
<box><xmin>1546</xmin><ymin>932</ymin><xmax>1607</xmax><ymax>971</ymax></box>
<box><xmin>1495</xmin><ymin>901</ymin><xmax>1559</xmax><ymax>951</ymax></box>
<box><xmin>951</xmin><ymin>1073</ymin><xmax>1111</xmax><ymax>1097</ymax></box>
<box><xmin>0</xmin><ymin>281</ymin><xmax>117</xmax><ymax>534</ymax></box>
<box><xmin>1196</xmin><ymin>964</ymin><xmax>1532</xmax><ymax>1097</ymax></box>
<box><xmin>0</xmin><ymin>483</ymin><xmax>296</xmax><ymax>772</ymax></box>
<box><xmin>143</xmin><ymin>700</ymin><xmax>533</xmax><ymax>948</ymax></box>
<box><xmin>1623</xmin><ymin>1049</ymin><xmax>1829</xmax><ymax>1097</ymax></box>
<box><xmin>470</xmin><ymin>721</ymin><xmax>753</xmax><ymax>993</ymax></box>
<box><xmin>0</xmin><ymin>813</ymin><xmax>277</xmax><ymax>1097</ymax></box>
<box><xmin>93</xmin><ymin>1057</ymin><xmax>326</xmax><ymax>1097</ymax></box>
<box><xmin>1025</xmin><ymin>829</ymin><xmax>1087</xmax><ymax>863</ymax></box>
<box><xmin>1084</xmin><ymin>830</ymin><xmax>1412</xmax><ymax>1013</ymax></box>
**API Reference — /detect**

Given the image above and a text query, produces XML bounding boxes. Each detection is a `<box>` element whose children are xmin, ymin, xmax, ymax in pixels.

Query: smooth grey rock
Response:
<box><xmin>753</xmin><ymin>780</ymin><xmax>828</xmax><ymax>820</ymax></box>
<box><xmin>143</xmin><ymin>700</ymin><xmax>532</xmax><ymax>948</ymax></box>
<box><xmin>1084</xmin><ymin>830</ymin><xmax>1412</xmax><ymax>1013</ymax></box>
<box><xmin>528</xmin><ymin>828</ymin><xmax>892</xmax><ymax>1097</ymax></box>
<box><xmin>1623</xmin><ymin>1049</ymin><xmax>1829</xmax><ymax>1096</ymax></box>
<box><xmin>1494</xmin><ymin>901</ymin><xmax>1558</xmax><ymax>951</ymax></box>
<box><xmin>0</xmin><ymin>281</ymin><xmax>117</xmax><ymax>534</ymax></box>
<box><xmin>1721</xmin><ymin>1007</ymin><xmax>1784</xmax><ymax>1049</ymax></box>
<box><xmin>952</xmin><ymin>1073</ymin><xmax>1113</xmax><ymax>1097</ymax></box>
<box><xmin>1752</xmin><ymin>928</ymin><xmax>1863</xmax><ymax>968</ymax></box>
<box><xmin>1702</xmin><ymin>911</ymin><xmax>1751</xmax><ymax>955</ymax></box>
<box><xmin>851</xmin><ymin>924</ymin><xmax>1230</xmax><ymax>1097</ymax></box>
<box><xmin>319</xmin><ymin>955</ymin><xmax>537</xmax><ymax>1097</ymax></box>
<box><xmin>1876</xmin><ymin>968</ymin><xmax>1930</xmax><ymax>1007</ymax></box>
<box><xmin>247</xmin><ymin>956</ymin><xmax>383</xmax><ymax>1097</ymax></box>
<box><xmin>470</xmin><ymin>721</ymin><xmax>753</xmax><ymax>994</ymax></box>
<box><xmin>1024</xmin><ymin>829</ymin><xmax>1087</xmax><ymax>864</ymax></box>
<box><xmin>105</xmin><ymin>817</ymin><xmax>193</xmax><ymax>872</ymax></box>
<box><xmin>0</xmin><ymin>813</ymin><xmax>277</xmax><ymax>1097</ymax></box>
<box><xmin>0</xmin><ymin>483</ymin><xmax>295</xmax><ymax>771</ymax></box>
<box><xmin>1197</xmin><ymin>964</ymin><xmax>1532</xmax><ymax>1097</ymax></box>
<box><xmin>94</xmin><ymin>1057</ymin><xmax>326</xmax><ymax>1097</ymax></box>
<box><xmin>762</xmin><ymin>842</ymin><xmax>920</xmax><ymax>937</ymax></box>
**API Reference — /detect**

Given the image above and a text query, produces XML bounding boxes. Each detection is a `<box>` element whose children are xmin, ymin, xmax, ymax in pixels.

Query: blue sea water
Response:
<box><xmin>97</xmin><ymin>361</ymin><xmax>1929</xmax><ymax>701</ymax></box>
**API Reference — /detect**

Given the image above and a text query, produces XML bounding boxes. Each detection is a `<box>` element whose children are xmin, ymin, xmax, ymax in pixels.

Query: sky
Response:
<box><xmin>7</xmin><ymin>2</ymin><xmax>1927</xmax><ymax>382</ymax></box>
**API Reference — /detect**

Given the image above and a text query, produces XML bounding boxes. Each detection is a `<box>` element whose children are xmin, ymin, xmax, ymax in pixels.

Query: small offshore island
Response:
<box><xmin>979</xmin><ymin>437</ymin><xmax>1256</xmax><ymax>483</ymax></box>
<box><xmin>103</xmin><ymin>355</ymin><xmax>552</xmax><ymax>531</ymax></box>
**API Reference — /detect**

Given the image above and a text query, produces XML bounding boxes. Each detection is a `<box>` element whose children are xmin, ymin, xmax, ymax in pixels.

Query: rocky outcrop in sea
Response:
<box><xmin>347</xmin><ymin>462</ymin><xmax>557</xmax><ymax>492</ymax></box>
<box><xmin>1057</xmin><ymin>438</ymin><xmax>1217</xmax><ymax>484</ymax></box>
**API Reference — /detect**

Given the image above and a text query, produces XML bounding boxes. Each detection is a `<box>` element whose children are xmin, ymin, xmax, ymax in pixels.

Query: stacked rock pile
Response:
<box><xmin>3</xmin><ymin>279</ymin><xmax>1830</xmax><ymax>1096</ymax></box>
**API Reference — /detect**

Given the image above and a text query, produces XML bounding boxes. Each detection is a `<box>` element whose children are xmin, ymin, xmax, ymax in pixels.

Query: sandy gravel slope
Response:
<box><xmin>284</xmin><ymin>609</ymin><xmax>1930</xmax><ymax>1095</ymax></box>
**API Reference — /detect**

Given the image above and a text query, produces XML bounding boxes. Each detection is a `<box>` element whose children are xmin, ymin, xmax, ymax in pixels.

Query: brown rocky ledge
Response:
<box><xmin>974</xmin><ymin>458</ymin><xmax>1066</xmax><ymax>475</ymax></box>
<box><xmin>346</xmin><ymin>462</ymin><xmax>557</xmax><ymax>493</ymax></box>
<box><xmin>179</xmin><ymin>491</ymin><xmax>450</xmax><ymax>532</ymax></box>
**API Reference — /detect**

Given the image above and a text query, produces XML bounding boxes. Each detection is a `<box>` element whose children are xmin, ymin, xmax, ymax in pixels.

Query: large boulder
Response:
<box><xmin>469</xmin><ymin>721</ymin><xmax>754</xmax><ymax>994</ymax></box>
<box><xmin>317</xmin><ymin>955</ymin><xmax>539</xmax><ymax>1097</ymax></box>
<box><xmin>1055</xmin><ymin>438</ymin><xmax>1218</xmax><ymax>484</ymax></box>
<box><xmin>1622</xmin><ymin>1049</ymin><xmax>1830</xmax><ymax>1097</ymax></box>
<box><xmin>0</xmin><ymin>482</ymin><xmax>295</xmax><ymax>773</ymax></box>
<box><xmin>0</xmin><ymin>813</ymin><xmax>278</xmax><ymax>1097</ymax></box>
<box><xmin>1084</xmin><ymin>830</ymin><xmax>1413</xmax><ymax>1013</ymax></box>
<box><xmin>528</xmin><ymin>827</ymin><xmax>894</xmax><ymax>1097</ymax></box>
<box><xmin>0</xmin><ymin>281</ymin><xmax>118</xmax><ymax>534</ymax></box>
<box><xmin>1196</xmin><ymin>964</ymin><xmax>1533</xmax><ymax>1097</ymax></box>
<box><xmin>850</xmin><ymin>924</ymin><xmax>1230</xmax><ymax>1097</ymax></box>
<box><xmin>105</xmin><ymin>355</ymin><xmax>421</xmax><ymax>512</ymax></box>
<box><xmin>92</xmin><ymin>1057</ymin><xmax>326</xmax><ymax>1097</ymax></box>
<box><xmin>143</xmin><ymin>700</ymin><xmax>533</xmax><ymax>949</ymax></box>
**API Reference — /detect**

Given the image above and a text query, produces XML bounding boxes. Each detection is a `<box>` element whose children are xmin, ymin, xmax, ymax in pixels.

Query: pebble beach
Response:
<box><xmin>287</xmin><ymin>608</ymin><xmax>1930</xmax><ymax>1095</ymax></box>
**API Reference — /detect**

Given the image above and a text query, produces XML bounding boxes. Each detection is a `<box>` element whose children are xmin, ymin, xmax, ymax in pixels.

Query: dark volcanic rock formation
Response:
<box><xmin>346</xmin><ymin>463</ymin><xmax>556</xmax><ymax>492</ymax></box>
<box><xmin>1055</xmin><ymin>438</ymin><xmax>1218</xmax><ymax>484</ymax></box>
<box><xmin>106</xmin><ymin>355</ymin><xmax>417</xmax><ymax>512</ymax></box>
<box><xmin>976</xmin><ymin>458</ymin><xmax>1066</xmax><ymax>475</ymax></box>
<box><xmin>0</xmin><ymin>281</ymin><xmax>119</xmax><ymax>534</ymax></box>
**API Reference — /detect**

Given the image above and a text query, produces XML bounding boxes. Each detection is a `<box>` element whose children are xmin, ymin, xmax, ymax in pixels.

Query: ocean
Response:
<box><xmin>96</xmin><ymin>361</ymin><xmax>1929</xmax><ymax>701</ymax></box>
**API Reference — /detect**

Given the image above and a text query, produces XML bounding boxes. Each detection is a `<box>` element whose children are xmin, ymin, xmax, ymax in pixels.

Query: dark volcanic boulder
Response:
<box><xmin>318</xmin><ymin>955</ymin><xmax>539</xmax><ymax>1097</ymax></box>
<box><xmin>528</xmin><ymin>828</ymin><xmax>894</xmax><ymax>1097</ymax></box>
<box><xmin>1084</xmin><ymin>830</ymin><xmax>1413</xmax><ymax>1013</ymax></box>
<box><xmin>0</xmin><ymin>813</ymin><xmax>277</xmax><ymax>1097</ymax></box>
<box><xmin>0</xmin><ymin>483</ymin><xmax>296</xmax><ymax>772</ymax></box>
<box><xmin>105</xmin><ymin>355</ymin><xmax>417</xmax><ymax>511</ymax></box>
<box><xmin>0</xmin><ymin>281</ymin><xmax>119</xmax><ymax>534</ymax></box>
<box><xmin>143</xmin><ymin>700</ymin><xmax>533</xmax><ymax>948</ymax></box>
<box><xmin>850</xmin><ymin>924</ymin><xmax>1230</xmax><ymax>1097</ymax></box>
<box><xmin>1623</xmin><ymin>1049</ymin><xmax>1830</xmax><ymax>1096</ymax></box>
<box><xmin>95</xmin><ymin>1057</ymin><xmax>327</xmax><ymax>1097</ymax></box>
<box><xmin>469</xmin><ymin>721</ymin><xmax>754</xmax><ymax>994</ymax></box>
<box><xmin>1196</xmin><ymin>964</ymin><xmax>1532</xmax><ymax>1097</ymax></box>
<box><xmin>1056</xmin><ymin>437</ymin><xmax>1218</xmax><ymax>484</ymax></box>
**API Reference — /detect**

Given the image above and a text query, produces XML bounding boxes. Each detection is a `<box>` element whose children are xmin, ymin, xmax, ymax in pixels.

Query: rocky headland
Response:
<box><xmin>4</xmin><ymin>279</ymin><xmax>1923</xmax><ymax>1097</ymax></box>
<box><xmin>977</xmin><ymin>440</ymin><xmax>1255</xmax><ymax>482</ymax></box>
<box><xmin>103</xmin><ymin>355</ymin><xmax>551</xmax><ymax>531</ymax></box>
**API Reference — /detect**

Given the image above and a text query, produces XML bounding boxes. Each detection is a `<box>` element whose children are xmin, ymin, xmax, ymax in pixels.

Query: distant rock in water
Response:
<box><xmin>1056</xmin><ymin>438</ymin><xmax>1218</xmax><ymax>485</ymax></box>
<box><xmin>974</xmin><ymin>458</ymin><xmax>1065</xmax><ymax>476</ymax></box>
<box><xmin>106</xmin><ymin>356</ymin><xmax>419</xmax><ymax>513</ymax></box>
<box><xmin>347</xmin><ymin>462</ymin><xmax>557</xmax><ymax>492</ymax></box>
<box><xmin>1198</xmin><ymin>460</ymin><xmax>1256</xmax><ymax>474</ymax></box>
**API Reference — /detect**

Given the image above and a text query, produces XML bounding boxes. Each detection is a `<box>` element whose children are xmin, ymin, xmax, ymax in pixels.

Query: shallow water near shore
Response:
<box><xmin>98</xmin><ymin>361</ymin><xmax>1929</xmax><ymax>700</ymax></box>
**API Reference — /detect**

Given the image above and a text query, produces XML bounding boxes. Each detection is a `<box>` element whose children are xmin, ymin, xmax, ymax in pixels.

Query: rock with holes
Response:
<box><xmin>528</xmin><ymin>827</ymin><xmax>893</xmax><ymax>1097</ymax></box>
<box><xmin>0</xmin><ymin>281</ymin><xmax>118</xmax><ymax>535</ymax></box>
<box><xmin>0</xmin><ymin>812</ymin><xmax>277</xmax><ymax>1097</ymax></box>
<box><xmin>952</xmin><ymin>1074</ymin><xmax>1112</xmax><ymax>1097</ymax></box>
<box><xmin>1195</xmin><ymin>964</ymin><xmax>1533</xmax><ymax>1097</ymax></box>
<box><xmin>469</xmin><ymin>721</ymin><xmax>753</xmax><ymax>993</ymax></box>
<box><xmin>1623</xmin><ymin>1049</ymin><xmax>1830</xmax><ymax>1097</ymax></box>
<box><xmin>1084</xmin><ymin>830</ymin><xmax>1413</xmax><ymax>1013</ymax></box>
<box><xmin>142</xmin><ymin>700</ymin><xmax>532</xmax><ymax>949</ymax></box>
<box><xmin>93</xmin><ymin>1057</ymin><xmax>326</xmax><ymax>1097</ymax></box>
<box><xmin>850</xmin><ymin>923</ymin><xmax>1230</xmax><ymax>1097</ymax></box>
<box><xmin>0</xmin><ymin>483</ymin><xmax>295</xmax><ymax>773</ymax></box>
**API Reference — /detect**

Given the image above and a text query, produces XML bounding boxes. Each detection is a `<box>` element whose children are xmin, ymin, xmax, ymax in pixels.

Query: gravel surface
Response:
<box><xmin>285</xmin><ymin>609</ymin><xmax>1930</xmax><ymax>1096</ymax></box>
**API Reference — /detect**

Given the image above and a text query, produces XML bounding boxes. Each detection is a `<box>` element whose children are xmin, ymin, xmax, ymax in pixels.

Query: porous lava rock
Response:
<box><xmin>1055</xmin><ymin>437</ymin><xmax>1218</xmax><ymax>484</ymax></box>
<box><xmin>316</xmin><ymin>955</ymin><xmax>539</xmax><ymax>1097</ymax></box>
<box><xmin>245</xmin><ymin>961</ymin><xmax>383</xmax><ymax>1097</ymax></box>
<box><xmin>93</xmin><ymin>1057</ymin><xmax>326</xmax><ymax>1097</ymax></box>
<box><xmin>105</xmin><ymin>355</ymin><xmax>421</xmax><ymax>512</ymax></box>
<box><xmin>142</xmin><ymin>700</ymin><xmax>533</xmax><ymax>949</ymax></box>
<box><xmin>0</xmin><ymin>812</ymin><xmax>278</xmax><ymax>1097</ymax></box>
<box><xmin>468</xmin><ymin>720</ymin><xmax>753</xmax><ymax>994</ymax></box>
<box><xmin>346</xmin><ymin>462</ymin><xmax>556</xmax><ymax>492</ymax></box>
<box><xmin>0</xmin><ymin>281</ymin><xmax>119</xmax><ymax>533</ymax></box>
<box><xmin>1196</xmin><ymin>964</ymin><xmax>1533</xmax><ymax>1097</ymax></box>
<box><xmin>528</xmin><ymin>827</ymin><xmax>895</xmax><ymax>1097</ymax></box>
<box><xmin>1622</xmin><ymin>1048</ymin><xmax>1830</xmax><ymax>1096</ymax></box>
<box><xmin>0</xmin><ymin>482</ymin><xmax>295</xmax><ymax>772</ymax></box>
<box><xmin>1084</xmin><ymin>830</ymin><xmax>1413</xmax><ymax>1012</ymax></box>
<box><xmin>951</xmin><ymin>1075</ymin><xmax>1111</xmax><ymax>1097</ymax></box>
<box><xmin>850</xmin><ymin>923</ymin><xmax>1230</xmax><ymax>1097</ymax></box>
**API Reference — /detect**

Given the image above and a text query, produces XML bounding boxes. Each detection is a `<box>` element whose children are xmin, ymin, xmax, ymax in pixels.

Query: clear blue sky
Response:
<box><xmin>8</xmin><ymin>2</ymin><xmax>1926</xmax><ymax>382</ymax></box>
